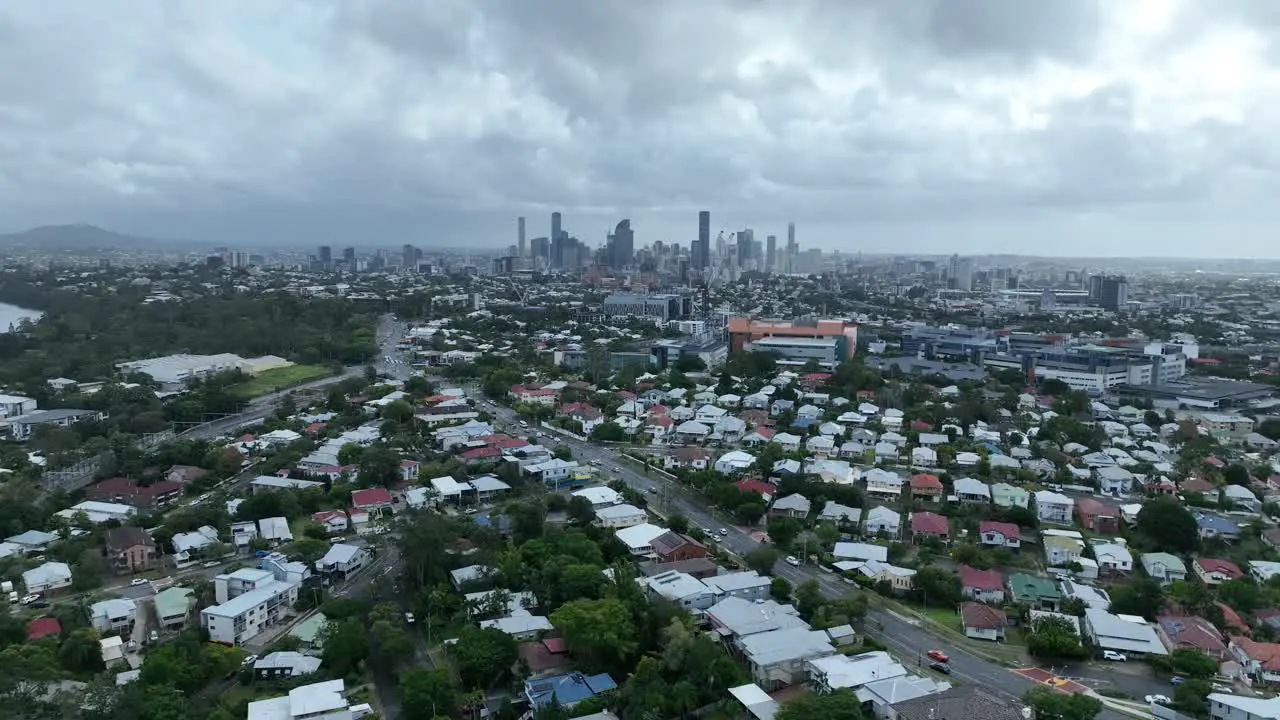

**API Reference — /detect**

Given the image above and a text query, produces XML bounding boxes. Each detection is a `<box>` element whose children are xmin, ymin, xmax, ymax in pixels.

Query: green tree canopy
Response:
<box><xmin>1134</xmin><ymin>497</ymin><xmax>1199</xmax><ymax>553</ymax></box>
<box><xmin>549</xmin><ymin>598</ymin><xmax>639</xmax><ymax>674</ymax></box>
<box><xmin>1024</xmin><ymin>686</ymin><xmax>1102</xmax><ymax>720</ymax></box>
<box><xmin>776</xmin><ymin>688</ymin><xmax>865</xmax><ymax>720</ymax></box>
<box><xmin>451</xmin><ymin>626</ymin><xmax>519</xmax><ymax>689</ymax></box>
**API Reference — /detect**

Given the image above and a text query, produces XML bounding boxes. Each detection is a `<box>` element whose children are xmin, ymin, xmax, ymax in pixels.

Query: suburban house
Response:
<box><xmin>311</xmin><ymin>509</ymin><xmax>350</xmax><ymax>535</ymax></box>
<box><xmin>316</xmin><ymin>543</ymin><xmax>371</xmax><ymax>580</ymax></box>
<box><xmin>953</xmin><ymin>477</ymin><xmax>991</xmax><ymax>504</ymax></box>
<box><xmin>524</xmin><ymin>672</ymin><xmax>618</xmax><ymax>711</ymax></box>
<box><xmin>864</xmin><ymin>507</ymin><xmax>901</xmax><ymax>537</ymax></box>
<box><xmin>978</xmin><ymin>520</ymin><xmax>1021</xmax><ymax>550</ymax></box>
<box><xmin>1093</xmin><ymin>542</ymin><xmax>1134</xmax><ymax>574</ymax></box>
<box><xmin>854</xmin><ymin>560</ymin><xmax>917</xmax><ymax>592</ymax></box>
<box><xmin>739</xmin><ymin>627</ymin><xmax>838</xmax><ymax>690</ymax></box>
<box><xmin>770</xmin><ymin>494</ymin><xmax>811</xmax><ymax>519</ymax></box>
<box><xmin>594</xmin><ymin>504</ymin><xmax>648</xmax><ymax>529</ymax></box>
<box><xmin>104</xmin><ymin>526</ymin><xmax>158</xmax><ymax>573</ymax></box>
<box><xmin>650</xmin><ymin>532</ymin><xmax>709</xmax><ymax>563</ymax></box>
<box><xmin>1221</xmin><ymin>484</ymin><xmax>1261</xmax><ymax>512</ymax></box>
<box><xmin>350</xmin><ymin>487</ymin><xmax>394</xmax><ymax>517</ymax></box>
<box><xmin>1007</xmin><ymin>573</ymin><xmax>1061</xmax><ymax>611</ymax></box>
<box><xmin>959</xmin><ymin>565</ymin><xmax>1005</xmax><ymax>604</ymax></box>
<box><xmin>1034</xmin><ymin>491</ymin><xmax>1074</xmax><ymax>524</ymax></box>
<box><xmin>1195</xmin><ymin>512</ymin><xmax>1242</xmax><ymax>542</ymax></box>
<box><xmin>1042</xmin><ymin>530</ymin><xmax>1086</xmax><ymax>567</ymax></box>
<box><xmin>909</xmin><ymin>512</ymin><xmax>950</xmax><ymax>543</ymax></box>
<box><xmin>1096</xmin><ymin>466</ymin><xmax>1135</xmax><ymax>497</ymax></box>
<box><xmin>909</xmin><ymin>474</ymin><xmax>944</xmax><ymax>503</ymax></box>
<box><xmin>1075</xmin><ymin>498</ymin><xmax>1121</xmax><ymax>534</ymax></box>
<box><xmin>23</xmin><ymin>562</ymin><xmax>73</xmax><ymax>593</ymax></box>
<box><xmin>1229</xmin><ymin>636</ymin><xmax>1280</xmax><ymax>684</ymax></box>
<box><xmin>990</xmin><ymin>482</ymin><xmax>1030</xmax><ymax>509</ymax></box>
<box><xmin>863</xmin><ymin>469</ymin><xmax>904</xmax><ymax>501</ymax></box>
<box><xmin>89</xmin><ymin>598</ymin><xmax>137</xmax><ymax>633</ymax></box>
<box><xmin>1083</xmin><ymin>609</ymin><xmax>1169</xmax><ymax>658</ymax></box>
<box><xmin>1156</xmin><ymin>615</ymin><xmax>1228</xmax><ymax>660</ymax></box>
<box><xmin>961</xmin><ymin>602</ymin><xmax>1008</xmax><ymax>641</ymax></box>
<box><xmin>1194</xmin><ymin>558</ymin><xmax>1244</xmax><ymax>587</ymax></box>
<box><xmin>1141</xmin><ymin>552</ymin><xmax>1188</xmax><ymax>585</ymax></box>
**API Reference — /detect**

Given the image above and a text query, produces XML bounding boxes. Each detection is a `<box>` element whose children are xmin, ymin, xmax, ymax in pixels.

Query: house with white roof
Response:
<box><xmin>772</xmin><ymin>432</ymin><xmax>802</xmax><ymax>452</ymax></box>
<box><xmin>594</xmin><ymin>504</ymin><xmax>647</xmax><ymax>529</ymax></box>
<box><xmin>1093</xmin><ymin>541</ymin><xmax>1134</xmax><ymax>574</ymax></box>
<box><xmin>246</xmin><ymin>679</ymin><xmax>352</xmax><ymax>720</ymax></box>
<box><xmin>1082</xmin><ymin>608</ymin><xmax>1168</xmax><ymax>657</ymax></box>
<box><xmin>573</xmin><ymin>486</ymin><xmax>621</xmax><ymax>508</ymax></box>
<box><xmin>807</xmin><ymin>651</ymin><xmax>907</xmax><ymax>693</ymax></box>
<box><xmin>864</xmin><ymin>469</ymin><xmax>904</xmax><ymax>501</ymax></box>
<box><xmin>24</xmin><ymin>561</ymin><xmax>73</xmax><ymax>593</ymax></box>
<box><xmin>89</xmin><ymin>598</ymin><xmax>137</xmax><ymax>633</ymax></box>
<box><xmin>953</xmin><ymin>477</ymin><xmax>991</xmax><ymax>504</ymax></box>
<box><xmin>864</xmin><ymin>507</ymin><xmax>901</xmax><ymax>537</ymax></box>
<box><xmin>714</xmin><ymin>451</ymin><xmax>756</xmax><ymax>474</ymax></box>
<box><xmin>833</xmin><ymin>542</ymin><xmax>889</xmax><ymax>562</ymax></box>
<box><xmin>615</xmin><ymin>523</ymin><xmax>667</xmax><ymax>555</ymax></box>
<box><xmin>1034</xmin><ymin>491</ymin><xmax>1074</xmax><ymax>524</ymax></box>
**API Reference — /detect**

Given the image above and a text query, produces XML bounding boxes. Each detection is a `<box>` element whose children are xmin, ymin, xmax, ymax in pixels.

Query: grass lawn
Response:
<box><xmin>232</xmin><ymin>364</ymin><xmax>333</xmax><ymax>398</ymax></box>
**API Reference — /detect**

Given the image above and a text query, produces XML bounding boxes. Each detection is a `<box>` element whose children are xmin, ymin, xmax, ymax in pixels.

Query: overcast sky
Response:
<box><xmin>4</xmin><ymin>1</ymin><xmax>1280</xmax><ymax>257</ymax></box>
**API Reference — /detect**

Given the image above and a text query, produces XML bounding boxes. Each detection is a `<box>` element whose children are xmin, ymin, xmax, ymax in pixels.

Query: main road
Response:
<box><xmin>479</xmin><ymin>403</ymin><xmax>1144</xmax><ymax>718</ymax></box>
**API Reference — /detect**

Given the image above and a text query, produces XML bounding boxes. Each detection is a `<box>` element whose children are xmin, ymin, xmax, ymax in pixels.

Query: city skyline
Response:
<box><xmin>7</xmin><ymin>2</ymin><xmax>1280</xmax><ymax>258</ymax></box>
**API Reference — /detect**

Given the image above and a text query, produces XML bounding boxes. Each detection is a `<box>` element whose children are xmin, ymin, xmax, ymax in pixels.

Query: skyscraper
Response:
<box><xmin>402</xmin><ymin>244</ymin><xmax>417</xmax><ymax>271</ymax></box>
<box><xmin>517</xmin><ymin>216</ymin><xmax>526</xmax><ymax>258</ymax></box>
<box><xmin>692</xmin><ymin>210</ymin><xmax>711</xmax><ymax>270</ymax></box>
<box><xmin>342</xmin><ymin>247</ymin><xmax>356</xmax><ymax>263</ymax></box>
<box><xmin>530</xmin><ymin>237</ymin><xmax>549</xmax><ymax>267</ymax></box>
<box><xmin>609</xmin><ymin>219</ymin><xmax>634</xmax><ymax>269</ymax></box>
<box><xmin>766</xmin><ymin>235</ymin><xmax>777</xmax><ymax>272</ymax></box>
<box><xmin>785</xmin><ymin>222</ymin><xmax>798</xmax><ymax>273</ymax></box>
<box><xmin>317</xmin><ymin>245</ymin><xmax>332</xmax><ymax>268</ymax></box>
<box><xmin>551</xmin><ymin>212</ymin><xmax>562</xmax><ymax>248</ymax></box>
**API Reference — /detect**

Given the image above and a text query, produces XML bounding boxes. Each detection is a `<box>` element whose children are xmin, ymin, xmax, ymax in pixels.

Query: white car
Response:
<box><xmin>1145</xmin><ymin>695</ymin><xmax>1171</xmax><ymax>706</ymax></box>
<box><xmin>1101</xmin><ymin>650</ymin><xmax>1127</xmax><ymax>662</ymax></box>
<box><xmin>19</xmin><ymin>594</ymin><xmax>40</xmax><ymax>605</ymax></box>
<box><xmin>130</xmin><ymin>578</ymin><xmax>149</xmax><ymax>587</ymax></box>
<box><xmin>242</xmin><ymin>655</ymin><xmax>258</xmax><ymax>666</ymax></box>
<box><xmin>719</xmin><ymin>528</ymin><xmax>729</xmax><ymax>536</ymax></box>
<box><xmin>786</xmin><ymin>556</ymin><xmax>800</xmax><ymax>567</ymax></box>
<box><xmin>404</xmin><ymin>612</ymin><xmax>416</xmax><ymax>624</ymax></box>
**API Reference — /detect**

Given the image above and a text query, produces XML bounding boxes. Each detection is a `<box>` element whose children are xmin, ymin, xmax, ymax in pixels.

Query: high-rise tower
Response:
<box><xmin>517</xmin><ymin>216</ymin><xmax>526</xmax><ymax>258</ymax></box>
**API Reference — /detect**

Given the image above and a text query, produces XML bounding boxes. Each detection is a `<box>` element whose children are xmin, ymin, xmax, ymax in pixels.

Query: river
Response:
<box><xmin>0</xmin><ymin>302</ymin><xmax>41</xmax><ymax>331</ymax></box>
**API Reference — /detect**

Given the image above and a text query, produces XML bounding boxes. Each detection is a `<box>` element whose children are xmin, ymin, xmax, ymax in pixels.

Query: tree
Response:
<box><xmin>1224</xmin><ymin>463</ymin><xmax>1251</xmax><ymax>488</ymax></box>
<box><xmin>356</xmin><ymin>446</ymin><xmax>400</xmax><ymax>488</ymax></box>
<box><xmin>1171</xmin><ymin>648</ymin><xmax>1218</xmax><ymax>678</ymax></box>
<box><xmin>58</xmin><ymin>628</ymin><xmax>105</xmax><ymax>674</ymax></box>
<box><xmin>1135</xmin><ymin>497</ymin><xmax>1200</xmax><ymax>553</ymax></box>
<box><xmin>1024</xmin><ymin>686</ymin><xmax>1102</xmax><ymax>720</ymax></box>
<box><xmin>912</xmin><ymin>567</ymin><xmax>962</xmax><ymax>608</ymax></box>
<box><xmin>319</xmin><ymin>618</ymin><xmax>370</xmax><ymax>676</ymax></box>
<box><xmin>1173</xmin><ymin>678</ymin><xmax>1212</xmax><ymax>717</ymax></box>
<box><xmin>552</xmin><ymin>445</ymin><xmax>573</xmax><ymax>461</ymax></box>
<box><xmin>382</xmin><ymin>399</ymin><xmax>415</xmax><ymax>424</ymax></box>
<box><xmin>776</xmin><ymin>688</ymin><xmax>865</xmax><ymax>720</ymax></box>
<box><xmin>399</xmin><ymin>668</ymin><xmax>458</xmax><ymax>720</ymax></box>
<box><xmin>745</xmin><ymin>547</ymin><xmax>781</xmax><ymax>575</ymax></box>
<box><xmin>1106</xmin><ymin>579</ymin><xmax>1165</xmax><ymax>620</ymax></box>
<box><xmin>549</xmin><ymin>598</ymin><xmax>638</xmax><ymax>673</ymax></box>
<box><xmin>589</xmin><ymin>422</ymin><xmax>626</xmax><ymax>442</ymax></box>
<box><xmin>1026</xmin><ymin>617</ymin><xmax>1088</xmax><ymax>660</ymax></box>
<box><xmin>770</xmin><ymin>576</ymin><xmax>792</xmax><ymax>602</ymax></box>
<box><xmin>766</xmin><ymin>516</ymin><xmax>803</xmax><ymax>548</ymax></box>
<box><xmin>794</xmin><ymin>580</ymin><xmax>825</xmax><ymax>621</ymax></box>
<box><xmin>452</xmin><ymin>626</ymin><xmax>518</xmax><ymax>689</ymax></box>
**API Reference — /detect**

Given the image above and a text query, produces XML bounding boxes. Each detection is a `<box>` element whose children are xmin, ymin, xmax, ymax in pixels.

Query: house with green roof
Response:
<box><xmin>153</xmin><ymin>587</ymin><xmax>194</xmax><ymax>630</ymax></box>
<box><xmin>289</xmin><ymin>612</ymin><xmax>329</xmax><ymax>651</ymax></box>
<box><xmin>990</xmin><ymin>483</ymin><xmax>1030</xmax><ymax>509</ymax></box>
<box><xmin>1006</xmin><ymin>573</ymin><xmax>1060</xmax><ymax>611</ymax></box>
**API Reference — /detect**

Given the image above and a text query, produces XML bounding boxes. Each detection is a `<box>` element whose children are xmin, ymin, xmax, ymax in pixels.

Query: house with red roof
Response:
<box><xmin>644</xmin><ymin>414</ymin><xmax>673</xmax><ymax>442</ymax></box>
<box><xmin>1218</xmin><ymin>602</ymin><xmax>1251</xmax><ymax>636</ymax></box>
<box><xmin>558</xmin><ymin>402</ymin><xmax>604</xmax><ymax>434</ymax></box>
<box><xmin>734</xmin><ymin>478</ymin><xmax>775</xmax><ymax>503</ymax></box>
<box><xmin>312</xmin><ymin>509</ymin><xmax>349</xmax><ymax>534</ymax></box>
<box><xmin>510</xmin><ymin>384</ymin><xmax>558</xmax><ymax>406</ymax></box>
<box><xmin>960</xmin><ymin>602</ymin><xmax>1007</xmax><ymax>642</ymax></box>
<box><xmin>27</xmin><ymin>617</ymin><xmax>61</xmax><ymax>641</ymax></box>
<box><xmin>978</xmin><ymin>521</ymin><xmax>1021</xmax><ymax>550</ymax></box>
<box><xmin>1230</xmin><ymin>635</ymin><xmax>1280</xmax><ymax>683</ymax></box>
<box><xmin>910</xmin><ymin>512</ymin><xmax>950</xmax><ymax>543</ymax></box>
<box><xmin>1157</xmin><ymin>615</ymin><xmax>1228</xmax><ymax>660</ymax></box>
<box><xmin>1075</xmin><ymin>498</ymin><xmax>1121</xmax><ymax>534</ymax></box>
<box><xmin>304</xmin><ymin>422</ymin><xmax>327</xmax><ymax>435</ymax></box>
<box><xmin>1194</xmin><ymin>557</ymin><xmax>1244</xmax><ymax>586</ymax></box>
<box><xmin>461</xmin><ymin>446</ymin><xmax>503</xmax><ymax>463</ymax></box>
<box><xmin>909</xmin><ymin>474</ymin><xmax>944</xmax><ymax>504</ymax></box>
<box><xmin>85</xmin><ymin>477</ymin><xmax>183</xmax><ymax>510</ymax></box>
<box><xmin>351</xmin><ymin>487</ymin><xmax>394</xmax><ymax>516</ymax></box>
<box><xmin>958</xmin><ymin>565</ymin><xmax>1006</xmax><ymax>604</ymax></box>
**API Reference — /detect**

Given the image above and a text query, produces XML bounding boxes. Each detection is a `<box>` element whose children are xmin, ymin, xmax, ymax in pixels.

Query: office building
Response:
<box><xmin>401</xmin><ymin>244</ymin><xmax>418</xmax><ymax>271</ymax></box>
<box><xmin>517</xmin><ymin>216</ymin><xmax>526</xmax><ymax>258</ymax></box>
<box><xmin>766</xmin><ymin>235</ymin><xmax>777</xmax><ymax>272</ymax></box>
<box><xmin>530</xmin><ymin>237</ymin><xmax>549</xmax><ymax>267</ymax></box>
<box><xmin>317</xmin><ymin>246</ymin><xmax>332</xmax><ymax>268</ymax></box>
<box><xmin>1090</xmin><ymin>274</ymin><xmax>1130</xmax><ymax>311</ymax></box>
<box><xmin>603</xmin><ymin>293</ymin><xmax>692</xmax><ymax>322</ymax></box>
<box><xmin>728</xmin><ymin>317</ymin><xmax>858</xmax><ymax>365</ymax></box>
<box><xmin>785</xmin><ymin>223</ymin><xmax>798</xmax><ymax>273</ymax></box>
<box><xmin>551</xmin><ymin>212</ymin><xmax>562</xmax><ymax>248</ymax></box>
<box><xmin>948</xmin><ymin>255</ymin><xmax>973</xmax><ymax>291</ymax></box>
<box><xmin>341</xmin><ymin>247</ymin><xmax>355</xmax><ymax>265</ymax></box>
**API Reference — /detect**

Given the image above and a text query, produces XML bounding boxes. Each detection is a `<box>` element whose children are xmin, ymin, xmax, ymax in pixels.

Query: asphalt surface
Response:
<box><xmin>180</xmin><ymin>368</ymin><xmax>363</xmax><ymax>440</ymax></box>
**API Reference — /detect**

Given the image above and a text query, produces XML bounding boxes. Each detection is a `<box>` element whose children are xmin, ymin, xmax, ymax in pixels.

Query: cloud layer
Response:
<box><xmin>3</xmin><ymin>0</ymin><xmax>1280</xmax><ymax>257</ymax></box>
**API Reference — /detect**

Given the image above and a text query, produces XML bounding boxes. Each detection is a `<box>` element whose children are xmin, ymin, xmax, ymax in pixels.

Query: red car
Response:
<box><xmin>927</xmin><ymin>649</ymin><xmax>949</xmax><ymax>663</ymax></box>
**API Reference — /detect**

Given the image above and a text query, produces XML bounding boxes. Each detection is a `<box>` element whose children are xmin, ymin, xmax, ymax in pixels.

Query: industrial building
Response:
<box><xmin>727</xmin><ymin>317</ymin><xmax>858</xmax><ymax>366</ymax></box>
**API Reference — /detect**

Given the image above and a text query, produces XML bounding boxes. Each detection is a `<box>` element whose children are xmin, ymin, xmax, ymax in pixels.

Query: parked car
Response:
<box><xmin>719</xmin><ymin>528</ymin><xmax>729</xmax><ymax>536</ymax></box>
<box><xmin>1145</xmin><ymin>695</ymin><xmax>1171</xmax><ymax>706</ymax></box>
<box><xmin>929</xmin><ymin>661</ymin><xmax>951</xmax><ymax>674</ymax></box>
<box><xmin>130</xmin><ymin>579</ymin><xmax>149</xmax><ymax>587</ymax></box>
<box><xmin>19</xmin><ymin>594</ymin><xmax>40</xmax><ymax>605</ymax></box>
<box><xmin>404</xmin><ymin>612</ymin><xmax>416</xmax><ymax>624</ymax></box>
<box><xmin>927</xmin><ymin>650</ymin><xmax>949</xmax><ymax>663</ymax></box>
<box><xmin>1101</xmin><ymin>650</ymin><xmax>1127</xmax><ymax>662</ymax></box>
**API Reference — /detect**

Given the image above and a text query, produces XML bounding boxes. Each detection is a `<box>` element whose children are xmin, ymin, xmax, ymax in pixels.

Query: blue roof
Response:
<box><xmin>1195</xmin><ymin>512</ymin><xmax>1239</xmax><ymax>533</ymax></box>
<box><xmin>525</xmin><ymin>672</ymin><xmax>617</xmax><ymax>708</ymax></box>
<box><xmin>979</xmin><ymin>441</ymin><xmax>1003</xmax><ymax>455</ymax></box>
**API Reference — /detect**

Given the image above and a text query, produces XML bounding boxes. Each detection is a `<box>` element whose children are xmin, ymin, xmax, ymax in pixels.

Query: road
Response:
<box><xmin>180</xmin><ymin>368</ymin><xmax>364</xmax><ymax>440</ymax></box>
<box><xmin>480</xmin><ymin>403</ymin><xmax>1145</xmax><ymax>717</ymax></box>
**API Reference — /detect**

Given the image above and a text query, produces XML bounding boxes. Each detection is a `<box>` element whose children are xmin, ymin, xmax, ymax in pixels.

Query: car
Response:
<box><xmin>786</xmin><ymin>556</ymin><xmax>800</xmax><ymax>567</ymax></box>
<box><xmin>241</xmin><ymin>655</ymin><xmax>258</xmax><ymax>666</ymax></box>
<box><xmin>1101</xmin><ymin>650</ymin><xmax>1127</xmax><ymax>662</ymax></box>
<box><xmin>645</xmin><ymin>487</ymin><xmax>657</xmax><ymax>493</ymax></box>
<box><xmin>1145</xmin><ymin>695</ymin><xmax>1171</xmax><ymax>706</ymax></box>
<box><xmin>1170</xmin><ymin>675</ymin><xmax>1186</xmax><ymax>685</ymax></box>
<box><xmin>929</xmin><ymin>661</ymin><xmax>951</xmax><ymax>674</ymax></box>
<box><xmin>1212</xmin><ymin>683</ymin><xmax>1232</xmax><ymax>693</ymax></box>
<box><xmin>702</xmin><ymin>528</ymin><xmax>714</xmax><ymax>536</ymax></box>
<box><xmin>203</xmin><ymin>560</ymin><xmax>221</xmax><ymax>568</ymax></box>
<box><xmin>130</xmin><ymin>578</ymin><xmax>149</xmax><ymax>587</ymax></box>
<box><xmin>404</xmin><ymin>612</ymin><xmax>416</xmax><ymax>624</ymax></box>
<box><xmin>149</xmin><ymin>629</ymin><xmax>159</xmax><ymax>642</ymax></box>
<box><xmin>719</xmin><ymin>528</ymin><xmax>729</xmax><ymax>535</ymax></box>
<box><xmin>126</xmin><ymin>640</ymin><xmax>139</xmax><ymax>652</ymax></box>
<box><xmin>926</xmin><ymin>650</ymin><xmax>949</xmax><ymax>663</ymax></box>
<box><xmin>19</xmin><ymin>594</ymin><xmax>40</xmax><ymax>605</ymax></box>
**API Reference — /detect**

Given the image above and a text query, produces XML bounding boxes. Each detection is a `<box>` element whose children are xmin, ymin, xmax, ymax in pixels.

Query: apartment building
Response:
<box><xmin>202</xmin><ymin>568</ymin><xmax>299</xmax><ymax>645</ymax></box>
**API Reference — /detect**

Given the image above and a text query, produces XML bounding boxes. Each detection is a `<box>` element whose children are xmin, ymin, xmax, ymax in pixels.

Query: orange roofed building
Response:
<box><xmin>727</xmin><ymin>317</ymin><xmax>858</xmax><ymax>368</ymax></box>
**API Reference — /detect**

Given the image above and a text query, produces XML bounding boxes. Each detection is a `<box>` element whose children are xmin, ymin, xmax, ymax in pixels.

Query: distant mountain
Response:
<box><xmin>0</xmin><ymin>224</ymin><xmax>167</xmax><ymax>249</ymax></box>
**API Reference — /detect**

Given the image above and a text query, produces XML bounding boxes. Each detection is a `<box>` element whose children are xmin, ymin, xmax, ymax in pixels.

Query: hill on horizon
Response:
<box><xmin>0</xmin><ymin>224</ymin><xmax>169</xmax><ymax>249</ymax></box>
